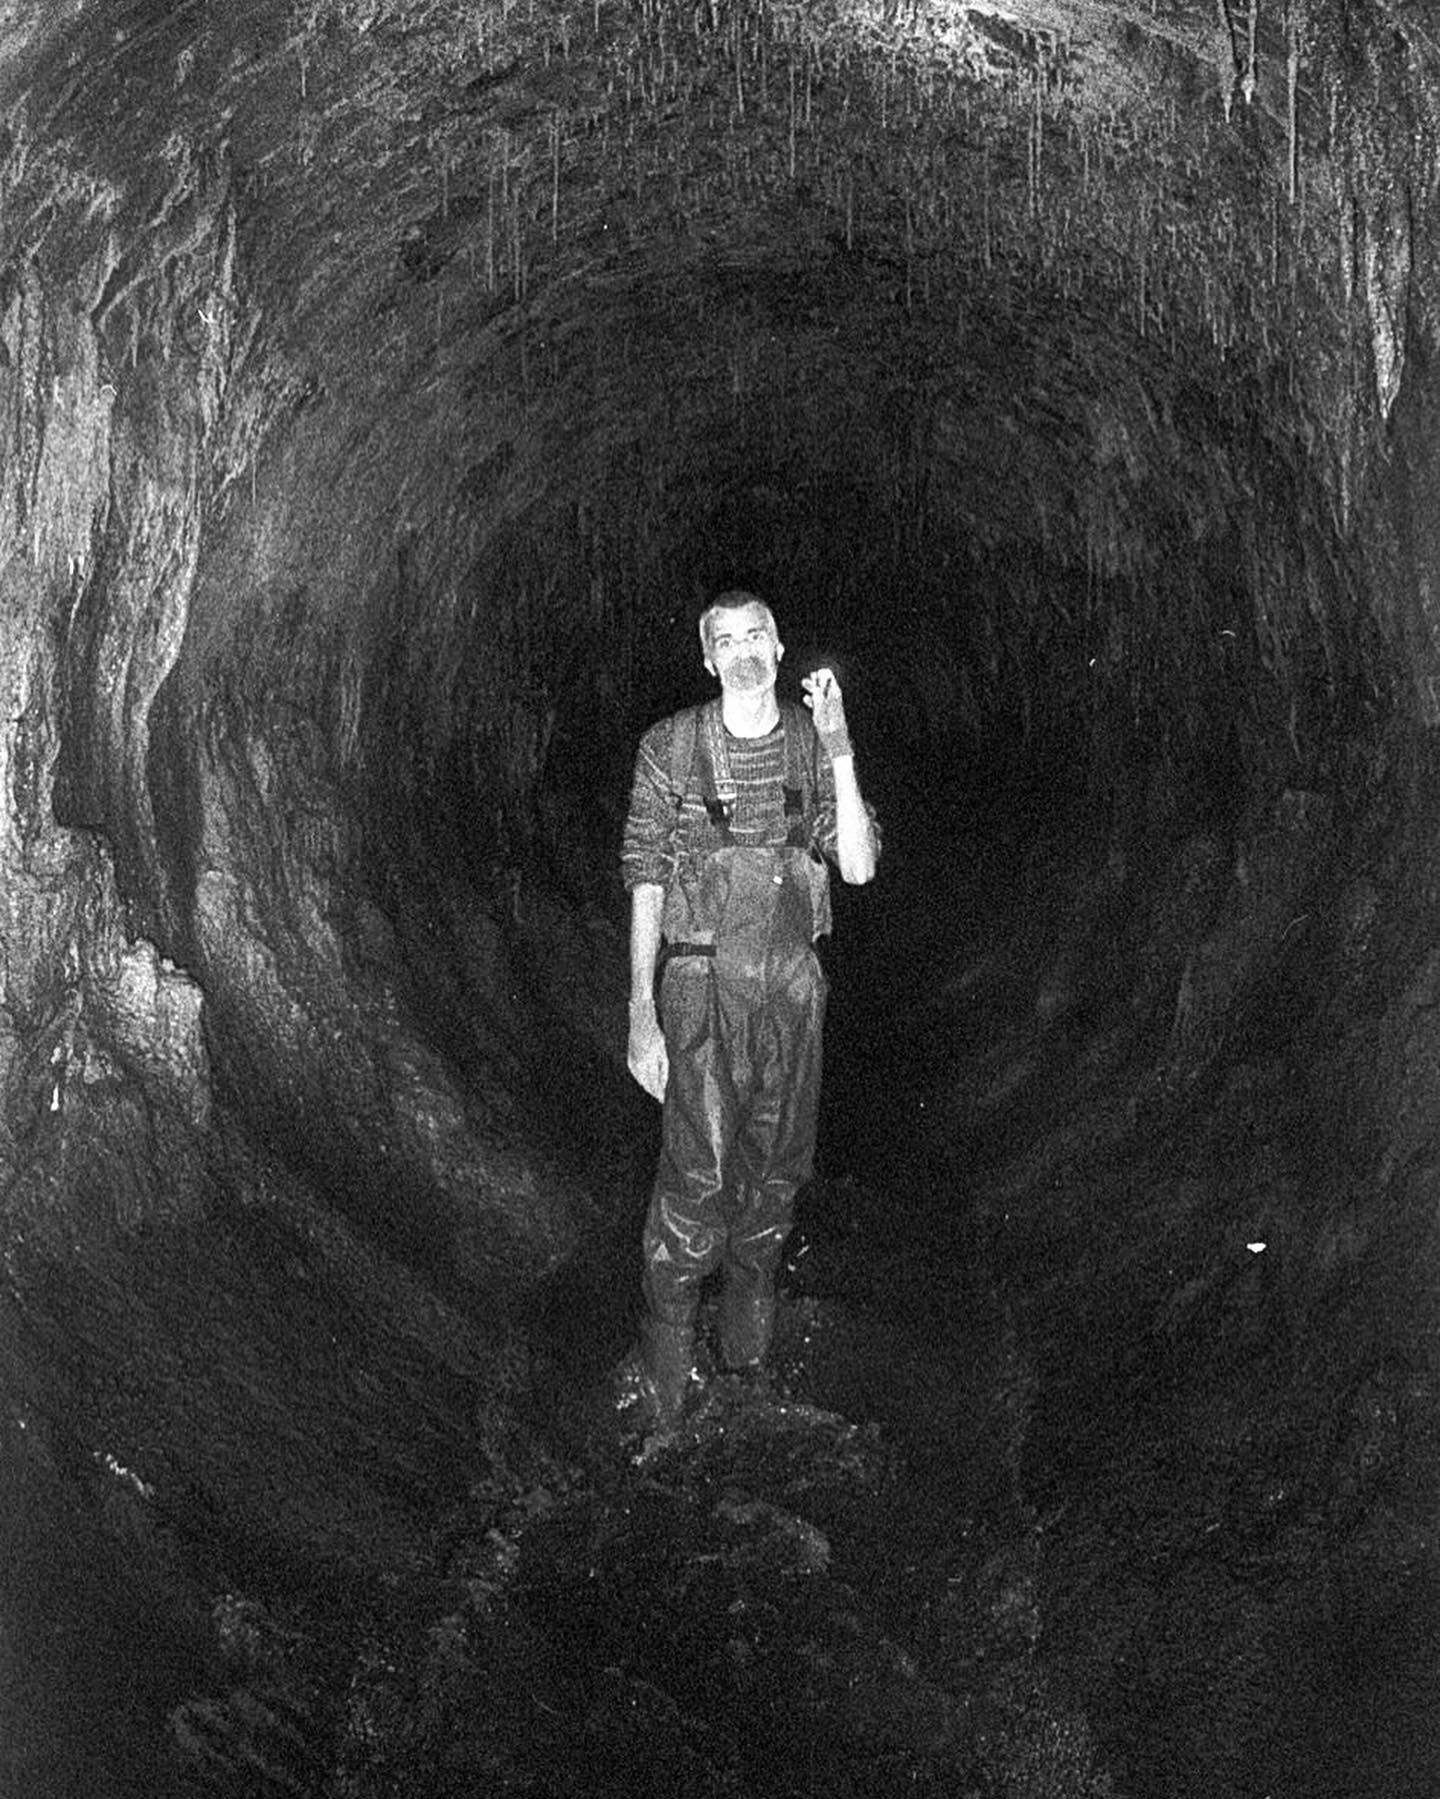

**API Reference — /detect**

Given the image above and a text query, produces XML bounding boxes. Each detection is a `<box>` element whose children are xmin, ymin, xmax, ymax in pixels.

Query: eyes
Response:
<box><xmin>714</xmin><ymin>628</ymin><xmax>768</xmax><ymax>650</ymax></box>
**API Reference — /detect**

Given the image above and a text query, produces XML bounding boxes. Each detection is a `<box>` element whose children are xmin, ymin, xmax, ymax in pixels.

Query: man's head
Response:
<box><xmin>699</xmin><ymin>592</ymin><xmax>783</xmax><ymax>695</ymax></box>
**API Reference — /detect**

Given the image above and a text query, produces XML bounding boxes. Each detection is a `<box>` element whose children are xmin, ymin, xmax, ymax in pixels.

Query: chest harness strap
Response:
<box><xmin>682</xmin><ymin>700</ymin><xmax>811</xmax><ymax>852</ymax></box>
<box><xmin>661</xmin><ymin>701</ymin><xmax>820</xmax><ymax>970</ymax></box>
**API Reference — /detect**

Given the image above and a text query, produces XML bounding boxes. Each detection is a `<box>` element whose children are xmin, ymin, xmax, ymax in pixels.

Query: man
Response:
<box><xmin>620</xmin><ymin>592</ymin><xmax>879</xmax><ymax>1433</ymax></box>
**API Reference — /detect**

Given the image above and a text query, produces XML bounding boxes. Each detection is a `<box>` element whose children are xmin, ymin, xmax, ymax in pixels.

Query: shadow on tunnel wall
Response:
<box><xmin>0</xmin><ymin>0</ymin><xmax>1438</xmax><ymax>1791</ymax></box>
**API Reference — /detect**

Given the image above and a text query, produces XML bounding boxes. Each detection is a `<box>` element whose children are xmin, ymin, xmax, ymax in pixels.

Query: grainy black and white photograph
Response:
<box><xmin>0</xmin><ymin>2</ymin><xmax>1435</xmax><ymax>1794</ymax></box>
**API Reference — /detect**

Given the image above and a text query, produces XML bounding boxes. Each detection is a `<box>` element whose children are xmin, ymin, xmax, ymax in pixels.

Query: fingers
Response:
<box><xmin>802</xmin><ymin>669</ymin><xmax>842</xmax><ymax>721</ymax></box>
<box><xmin>628</xmin><ymin>1038</ymin><xmax>668</xmax><ymax>1102</ymax></box>
<box><xmin>641</xmin><ymin>1044</ymin><xmax>668</xmax><ymax>1102</ymax></box>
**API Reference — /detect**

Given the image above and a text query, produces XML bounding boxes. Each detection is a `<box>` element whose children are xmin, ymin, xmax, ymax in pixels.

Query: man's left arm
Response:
<box><xmin>802</xmin><ymin>668</ymin><xmax>878</xmax><ymax>885</ymax></box>
<box><xmin>829</xmin><ymin>749</ymin><xmax>878</xmax><ymax>885</ymax></box>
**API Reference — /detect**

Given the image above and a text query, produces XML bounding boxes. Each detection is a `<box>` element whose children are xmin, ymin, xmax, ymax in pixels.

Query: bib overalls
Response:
<box><xmin>640</xmin><ymin>705</ymin><xmax>829</xmax><ymax>1426</ymax></box>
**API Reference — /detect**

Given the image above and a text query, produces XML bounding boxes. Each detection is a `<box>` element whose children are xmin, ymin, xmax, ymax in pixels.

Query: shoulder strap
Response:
<box><xmin>779</xmin><ymin>701</ymin><xmax>819</xmax><ymax>848</ymax></box>
<box><xmin>669</xmin><ymin>702</ymin><xmax>736</xmax><ymax>842</ymax></box>
<box><xmin>782</xmin><ymin>702</ymin><xmax>823</xmax><ymax>800</ymax></box>
<box><xmin>668</xmin><ymin>704</ymin><xmax>701</xmax><ymax>807</ymax></box>
<box><xmin>697</xmin><ymin>700</ymin><xmax>736</xmax><ymax>840</ymax></box>
<box><xmin>671</xmin><ymin>702</ymin><xmax>813</xmax><ymax>844</ymax></box>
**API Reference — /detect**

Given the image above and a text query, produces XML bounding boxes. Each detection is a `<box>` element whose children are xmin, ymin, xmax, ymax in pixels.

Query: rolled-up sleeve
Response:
<box><xmin>621</xmin><ymin>718</ymin><xmax>676</xmax><ymax>891</ymax></box>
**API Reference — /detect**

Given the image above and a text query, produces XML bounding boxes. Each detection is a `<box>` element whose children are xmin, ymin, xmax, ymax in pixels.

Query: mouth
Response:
<box><xmin>726</xmin><ymin>655</ymin><xmax>768</xmax><ymax>688</ymax></box>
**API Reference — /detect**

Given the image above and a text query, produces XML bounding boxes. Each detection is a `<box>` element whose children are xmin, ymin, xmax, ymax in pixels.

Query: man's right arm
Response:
<box><xmin>621</xmin><ymin>718</ymin><xmax>675</xmax><ymax>1103</ymax></box>
<box><xmin>627</xmin><ymin>881</ymin><xmax>668</xmax><ymax>1101</ymax></box>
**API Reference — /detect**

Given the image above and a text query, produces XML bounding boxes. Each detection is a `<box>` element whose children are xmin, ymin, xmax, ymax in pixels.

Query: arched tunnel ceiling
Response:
<box><xmin>6</xmin><ymin>0</ymin><xmax>1433</xmax><ymax>635</ymax></box>
<box><xmin>5</xmin><ymin>13</ymin><xmax>1440</xmax><ymax>1788</ymax></box>
<box><xmin>0</xmin><ymin>0</ymin><xmax>1432</xmax><ymax>952</ymax></box>
<box><xmin>0</xmin><ymin>0</ymin><xmax>1424</xmax><ymax>885</ymax></box>
<box><xmin>0</xmin><ymin>0</ymin><xmax>1425</xmax><ymax>942</ymax></box>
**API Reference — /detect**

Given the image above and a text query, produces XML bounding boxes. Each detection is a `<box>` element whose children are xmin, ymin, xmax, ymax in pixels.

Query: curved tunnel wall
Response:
<box><xmin>0</xmin><ymin>0</ymin><xmax>1427</xmax><ymax>1297</ymax></box>
<box><xmin>1</xmin><ymin>0</ymin><xmax>1439</xmax><ymax>1784</ymax></box>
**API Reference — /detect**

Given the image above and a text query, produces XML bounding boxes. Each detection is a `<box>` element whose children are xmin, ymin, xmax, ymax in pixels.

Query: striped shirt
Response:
<box><xmin>621</xmin><ymin>708</ymin><xmax>857</xmax><ymax>892</ymax></box>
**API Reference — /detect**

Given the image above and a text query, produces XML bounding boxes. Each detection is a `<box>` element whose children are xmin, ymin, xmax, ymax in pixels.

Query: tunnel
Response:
<box><xmin>1</xmin><ymin>0</ymin><xmax>1437</xmax><ymax>1792</ymax></box>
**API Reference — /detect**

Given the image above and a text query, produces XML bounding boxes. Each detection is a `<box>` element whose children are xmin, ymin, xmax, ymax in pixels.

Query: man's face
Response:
<box><xmin>705</xmin><ymin>604</ymin><xmax>783</xmax><ymax>695</ymax></box>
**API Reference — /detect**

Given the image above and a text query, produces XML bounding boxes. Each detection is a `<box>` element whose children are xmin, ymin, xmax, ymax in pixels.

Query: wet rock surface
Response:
<box><xmin>4</xmin><ymin>799</ymin><xmax>1436</xmax><ymax>1797</ymax></box>
<box><xmin>0</xmin><ymin>1</ymin><xmax>1438</xmax><ymax>1795</ymax></box>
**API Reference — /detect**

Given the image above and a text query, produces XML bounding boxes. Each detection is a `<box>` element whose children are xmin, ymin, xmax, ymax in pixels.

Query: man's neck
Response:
<box><xmin>720</xmin><ymin>687</ymin><xmax>781</xmax><ymax>738</ymax></box>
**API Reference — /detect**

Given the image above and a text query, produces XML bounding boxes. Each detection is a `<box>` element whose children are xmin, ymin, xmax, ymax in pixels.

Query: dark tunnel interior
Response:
<box><xmin>1</xmin><ymin>2</ymin><xmax>1438</xmax><ymax>1794</ymax></box>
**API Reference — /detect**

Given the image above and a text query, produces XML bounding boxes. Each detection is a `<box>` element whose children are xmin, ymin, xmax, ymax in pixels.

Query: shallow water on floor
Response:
<box><xmin>5</xmin><ymin>806</ymin><xmax>1437</xmax><ymax>1796</ymax></box>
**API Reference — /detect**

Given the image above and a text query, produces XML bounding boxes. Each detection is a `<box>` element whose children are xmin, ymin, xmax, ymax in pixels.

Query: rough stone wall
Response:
<box><xmin>0</xmin><ymin>259</ymin><xmax>208</xmax><ymax>1187</ymax></box>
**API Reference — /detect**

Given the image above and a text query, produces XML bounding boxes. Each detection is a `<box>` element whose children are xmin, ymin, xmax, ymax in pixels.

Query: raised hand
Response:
<box><xmin>802</xmin><ymin>667</ymin><xmax>852</xmax><ymax>758</ymax></box>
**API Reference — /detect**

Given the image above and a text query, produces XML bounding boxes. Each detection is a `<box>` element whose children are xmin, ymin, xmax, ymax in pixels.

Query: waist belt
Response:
<box><xmin>661</xmin><ymin>941</ymin><xmax>716</xmax><ymax>961</ymax></box>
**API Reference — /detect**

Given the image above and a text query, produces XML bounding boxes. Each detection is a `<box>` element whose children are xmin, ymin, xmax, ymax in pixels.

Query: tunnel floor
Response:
<box><xmin>4</xmin><ymin>786</ymin><xmax>1438</xmax><ymax>1798</ymax></box>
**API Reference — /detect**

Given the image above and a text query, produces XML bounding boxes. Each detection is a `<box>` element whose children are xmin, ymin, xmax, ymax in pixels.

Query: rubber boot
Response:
<box><xmin>641</xmin><ymin>1317</ymin><xmax>696</xmax><ymax>1431</ymax></box>
<box><xmin>719</xmin><ymin>1280</ymin><xmax>775</xmax><ymax>1372</ymax></box>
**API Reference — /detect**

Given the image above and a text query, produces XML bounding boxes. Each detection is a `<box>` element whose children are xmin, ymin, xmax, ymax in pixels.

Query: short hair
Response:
<box><xmin>699</xmin><ymin>592</ymin><xmax>777</xmax><ymax>655</ymax></box>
